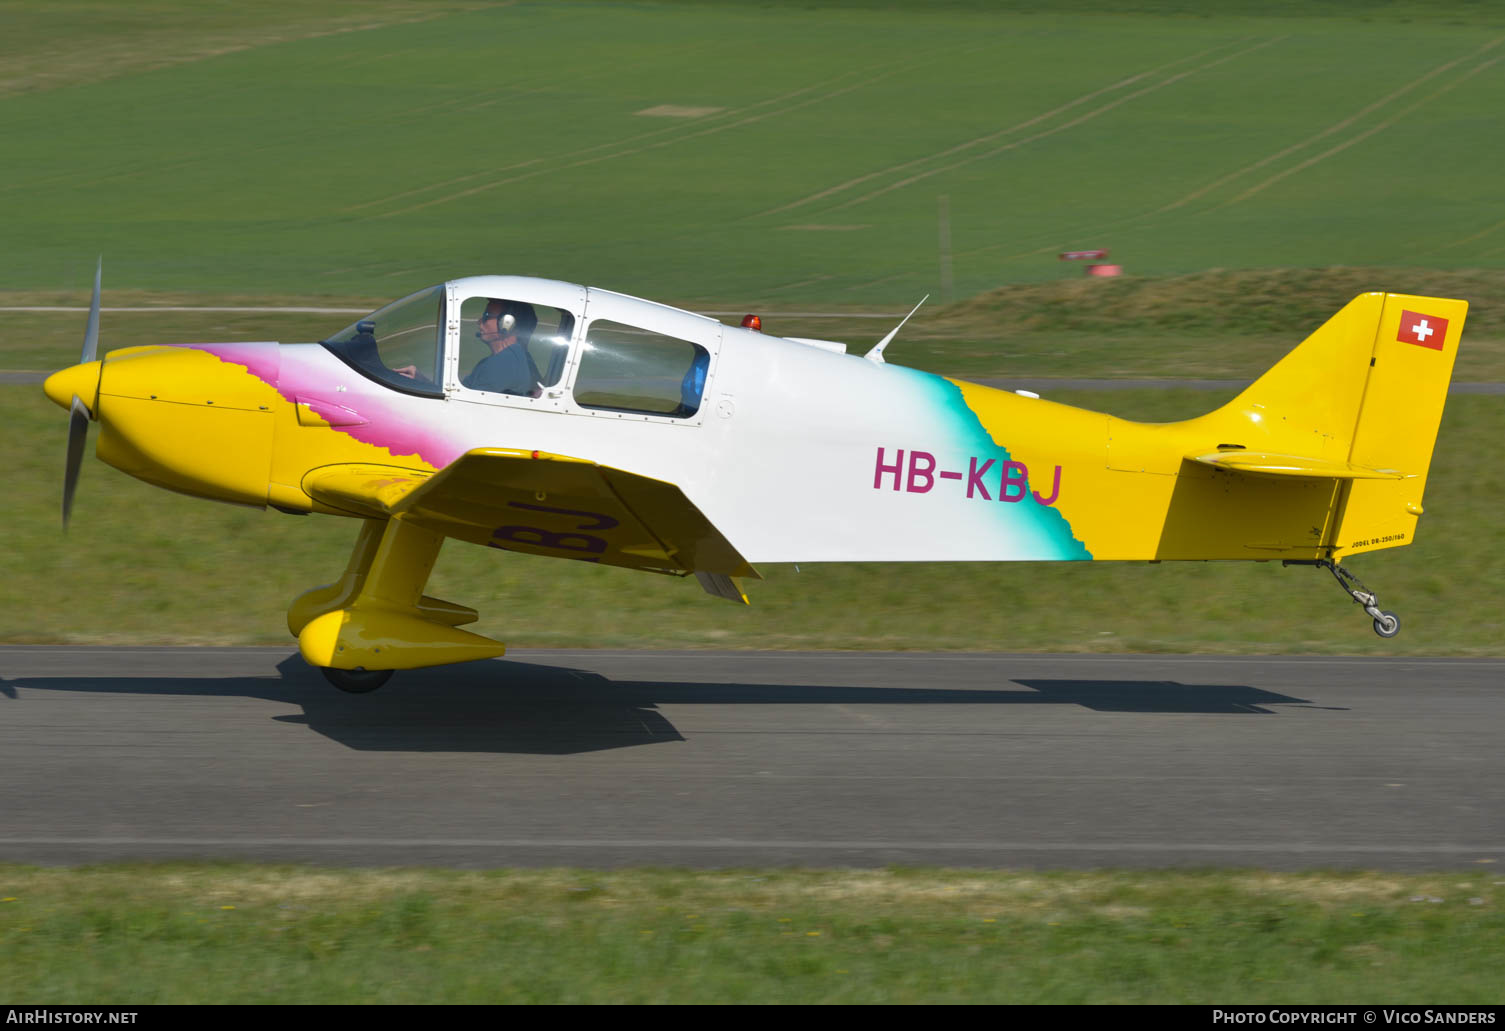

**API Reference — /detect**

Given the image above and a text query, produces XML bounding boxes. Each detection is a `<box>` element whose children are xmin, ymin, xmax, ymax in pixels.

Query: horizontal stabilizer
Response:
<box><xmin>1186</xmin><ymin>450</ymin><xmax>1407</xmax><ymax>480</ymax></box>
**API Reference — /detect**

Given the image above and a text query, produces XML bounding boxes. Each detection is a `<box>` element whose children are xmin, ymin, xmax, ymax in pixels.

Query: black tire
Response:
<box><xmin>1372</xmin><ymin>611</ymin><xmax>1401</xmax><ymax>639</ymax></box>
<box><xmin>321</xmin><ymin>667</ymin><xmax>394</xmax><ymax>693</ymax></box>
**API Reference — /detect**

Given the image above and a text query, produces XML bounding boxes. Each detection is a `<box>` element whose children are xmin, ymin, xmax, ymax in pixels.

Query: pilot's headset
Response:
<box><xmin>503</xmin><ymin>301</ymin><xmax>538</xmax><ymax>341</ymax></box>
<box><xmin>477</xmin><ymin>300</ymin><xmax>538</xmax><ymax>341</ymax></box>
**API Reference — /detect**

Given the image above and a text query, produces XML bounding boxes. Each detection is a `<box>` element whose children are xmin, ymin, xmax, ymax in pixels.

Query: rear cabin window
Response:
<box><xmin>458</xmin><ymin>296</ymin><xmax>576</xmax><ymax>397</ymax></box>
<box><xmin>574</xmin><ymin>320</ymin><xmax>709</xmax><ymax>418</ymax></box>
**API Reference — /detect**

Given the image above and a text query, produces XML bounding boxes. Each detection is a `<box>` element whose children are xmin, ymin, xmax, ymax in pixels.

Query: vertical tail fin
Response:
<box><xmin>1203</xmin><ymin>292</ymin><xmax>1466</xmax><ymax>556</ymax></box>
<box><xmin>1333</xmin><ymin>294</ymin><xmax>1465</xmax><ymax>555</ymax></box>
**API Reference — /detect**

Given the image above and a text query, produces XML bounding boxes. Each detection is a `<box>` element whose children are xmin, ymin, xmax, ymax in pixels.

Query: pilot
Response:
<box><xmin>464</xmin><ymin>298</ymin><xmax>542</xmax><ymax>396</ymax></box>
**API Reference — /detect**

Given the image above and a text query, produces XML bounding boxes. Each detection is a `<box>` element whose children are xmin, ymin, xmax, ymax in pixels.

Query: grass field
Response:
<box><xmin>3</xmin><ymin>2</ymin><xmax>1505</xmax><ymax>305</ymax></box>
<box><xmin>2</xmin><ymin>865</ymin><xmax>1502</xmax><ymax>1003</ymax></box>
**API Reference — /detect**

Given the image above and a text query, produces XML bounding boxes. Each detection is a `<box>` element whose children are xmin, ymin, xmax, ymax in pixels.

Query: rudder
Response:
<box><xmin>1332</xmin><ymin>294</ymin><xmax>1466</xmax><ymax>556</ymax></box>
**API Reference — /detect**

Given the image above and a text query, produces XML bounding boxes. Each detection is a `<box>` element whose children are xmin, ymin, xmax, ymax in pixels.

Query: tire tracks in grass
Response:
<box><xmin>333</xmin><ymin>39</ymin><xmax>775</xmax><ymax>216</ymax></box>
<box><xmin>356</xmin><ymin>71</ymin><xmax>887</xmax><ymax>219</ymax></box>
<box><xmin>6</xmin><ymin>9</ymin><xmax>679</xmax><ymax>203</ymax></box>
<box><xmin>0</xmin><ymin>81</ymin><xmax>543</xmax><ymax>201</ymax></box>
<box><xmin>1153</xmin><ymin>36</ymin><xmax>1505</xmax><ymax>216</ymax></box>
<box><xmin>0</xmin><ymin>3</ymin><xmax>550</xmax><ymax>199</ymax></box>
<box><xmin>830</xmin><ymin>36</ymin><xmax>1289</xmax><ymax>296</ymax></box>
<box><xmin>5</xmin><ymin>6</ymin><xmax>718</xmax><ymax>207</ymax></box>
<box><xmin>360</xmin><ymin>40</ymin><xmax>991</xmax><ymax>221</ymax></box>
<box><xmin>1434</xmin><ymin>214</ymin><xmax>1505</xmax><ymax>254</ymax></box>
<box><xmin>538</xmin><ymin>40</ymin><xmax>1249</xmax><ymax>294</ymax></box>
<box><xmin>0</xmin><ymin>2</ymin><xmax>497</xmax><ymax>98</ymax></box>
<box><xmin>339</xmin><ymin>67</ymin><xmax>875</xmax><ymax>217</ymax></box>
<box><xmin>1214</xmin><ymin>50</ymin><xmax>1504</xmax><ymax>209</ymax></box>
<box><xmin>824</xmin><ymin>35</ymin><xmax>1289</xmax><ymax>217</ymax></box>
<box><xmin>748</xmin><ymin>38</ymin><xmax>1250</xmax><ymax>222</ymax></box>
<box><xmin>908</xmin><ymin>38</ymin><xmax>1504</xmax><ymax>286</ymax></box>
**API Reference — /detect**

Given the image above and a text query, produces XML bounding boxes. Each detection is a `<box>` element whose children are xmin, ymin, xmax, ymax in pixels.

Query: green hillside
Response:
<box><xmin>3</xmin><ymin>1</ymin><xmax>1504</xmax><ymax>304</ymax></box>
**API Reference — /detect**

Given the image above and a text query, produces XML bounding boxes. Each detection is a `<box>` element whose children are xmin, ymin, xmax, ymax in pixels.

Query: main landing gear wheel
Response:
<box><xmin>320</xmin><ymin>667</ymin><xmax>393</xmax><ymax>693</ymax></box>
<box><xmin>1372</xmin><ymin>611</ymin><xmax>1401</xmax><ymax>639</ymax></box>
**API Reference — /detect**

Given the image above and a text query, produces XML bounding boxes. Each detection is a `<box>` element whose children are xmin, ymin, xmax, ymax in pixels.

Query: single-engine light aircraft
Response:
<box><xmin>45</xmin><ymin>265</ymin><xmax>1466</xmax><ymax>691</ymax></box>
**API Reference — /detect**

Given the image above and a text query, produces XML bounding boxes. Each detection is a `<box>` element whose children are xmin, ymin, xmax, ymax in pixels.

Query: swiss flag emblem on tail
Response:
<box><xmin>1398</xmin><ymin>310</ymin><xmax>1447</xmax><ymax>350</ymax></box>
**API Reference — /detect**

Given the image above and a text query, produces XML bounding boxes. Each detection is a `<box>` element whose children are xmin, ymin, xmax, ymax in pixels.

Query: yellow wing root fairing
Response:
<box><xmin>300</xmin><ymin>465</ymin><xmax>432</xmax><ymax>518</ymax></box>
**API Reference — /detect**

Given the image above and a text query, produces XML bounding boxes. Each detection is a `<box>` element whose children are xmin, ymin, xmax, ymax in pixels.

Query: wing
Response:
<box><xmin>303</xmin><ymin>448</ymin><xmax>757</xmax><ymax>582</ymax></box>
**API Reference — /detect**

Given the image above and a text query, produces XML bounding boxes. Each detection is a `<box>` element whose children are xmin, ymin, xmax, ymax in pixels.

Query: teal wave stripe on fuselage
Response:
<box><xmin>903</xmin><ymin>368</ymin><xmax>1092</xmax><ymax>561</ymax></box>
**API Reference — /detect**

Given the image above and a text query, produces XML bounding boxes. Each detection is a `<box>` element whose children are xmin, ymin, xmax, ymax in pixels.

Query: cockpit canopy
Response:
<box><xmin>318</xmin><ymin>277</ymin><xmax>718</xmax><ymax>418</ymax></box>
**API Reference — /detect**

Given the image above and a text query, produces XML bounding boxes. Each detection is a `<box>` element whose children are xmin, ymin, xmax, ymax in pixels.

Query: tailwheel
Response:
<box><xmin>321</xmin><ymin>667</ymin><xmax>394</xmax><ymax>693</ymax></box>
<box><xmin>1287</xmin><ymin>559</ymin><xmax>1402</xmax><ymax>639</ymax></box>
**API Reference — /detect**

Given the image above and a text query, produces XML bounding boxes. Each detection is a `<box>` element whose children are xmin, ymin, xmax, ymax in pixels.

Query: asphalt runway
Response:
<box><xmin>1</xmin><ymin>647</ymin><xmax>1501</xmax><ymax>871</ymax></box>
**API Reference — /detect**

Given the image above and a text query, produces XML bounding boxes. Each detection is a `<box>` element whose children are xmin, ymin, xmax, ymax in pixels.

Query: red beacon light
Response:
<box><xmin>740</xmin><ymin>314</ymin><xmax>762</xmax><ymax>332</ymax></box>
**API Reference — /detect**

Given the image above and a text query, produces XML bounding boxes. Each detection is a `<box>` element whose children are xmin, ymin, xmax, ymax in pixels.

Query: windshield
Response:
<box><xmin>320</xmin><ymin>285</ymin><xmax>445</xmax><ymax>398</ymax></box>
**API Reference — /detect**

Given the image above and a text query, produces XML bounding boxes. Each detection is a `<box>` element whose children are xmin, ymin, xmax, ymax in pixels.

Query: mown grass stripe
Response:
<box><xmin>1</xmin><ymin>864</ymin><xmax>1501</xmax><ymax>1003</ymax></box>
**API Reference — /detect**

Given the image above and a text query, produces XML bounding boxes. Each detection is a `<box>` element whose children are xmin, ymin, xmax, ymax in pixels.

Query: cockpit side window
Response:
<box><xmin>457</xmin><ymin>296</ymin><xmax>576</xmax><ymax>398</ymax></box>
<box><xmin>574</xmin><ymin>320</ymin><xmax>709</xmax><ymax>418</ymax></box>
<box><xmin>320</xmin><ymin>285</ymin><xmax>445</xmax><ymax>398</ymax></box>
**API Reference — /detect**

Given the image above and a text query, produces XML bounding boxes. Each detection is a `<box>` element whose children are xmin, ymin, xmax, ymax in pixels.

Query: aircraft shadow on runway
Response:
<box><xmin>1</xmin><ymin>654</ymin><xmax>1325</xmax><ymax>755</ymax></box>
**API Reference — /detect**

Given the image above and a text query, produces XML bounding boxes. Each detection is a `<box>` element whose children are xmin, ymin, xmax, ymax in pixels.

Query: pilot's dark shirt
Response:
<box><xmin>463</xmin><ymin>345</ymin><xmax>541</xmax><ymax>395</ymax></box>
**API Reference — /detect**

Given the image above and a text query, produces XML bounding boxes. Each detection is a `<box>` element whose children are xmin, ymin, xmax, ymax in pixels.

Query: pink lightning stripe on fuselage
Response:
<box><xmin>189</xmin><ymin>343</ymin><xmax>468</xmax><ymax>469</ymax></box>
